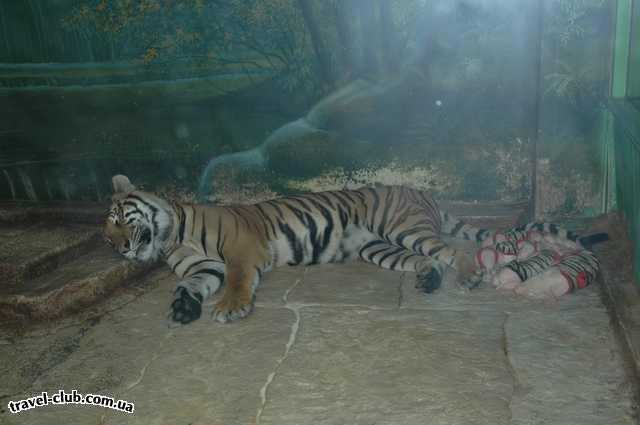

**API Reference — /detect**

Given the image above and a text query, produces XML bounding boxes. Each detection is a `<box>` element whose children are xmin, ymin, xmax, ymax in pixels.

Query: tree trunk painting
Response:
<box><xmin>297</xmin><ymin>0</ymin><xmax>335</xmax><ymax>89</ymax></box>
<box><xmin>334</xmin><ymin>0</ymin><xmax>354</xmax><ymax>80</ymax></box>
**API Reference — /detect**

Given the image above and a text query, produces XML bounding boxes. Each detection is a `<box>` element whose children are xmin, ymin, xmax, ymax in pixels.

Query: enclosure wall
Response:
<box><xmin>0</xmin><ymin>0</ymin><xmax>612</xmax><ymax>221</ymax></box>
<box><xmin>609</xmin><ymin>0</ymin><xmax>640</xmax><ymax>283</ymax></box>
<box><xmin>609</xmin><ymin>101</ymin><xmax>640</xmax><ymax>283</ymax></box>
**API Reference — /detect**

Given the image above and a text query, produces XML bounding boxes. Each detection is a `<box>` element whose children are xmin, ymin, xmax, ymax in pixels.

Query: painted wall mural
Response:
<box><xmin>0</xmin><ymin>0</ymin><xmax>612</xmax><ymax>219</ymax></box>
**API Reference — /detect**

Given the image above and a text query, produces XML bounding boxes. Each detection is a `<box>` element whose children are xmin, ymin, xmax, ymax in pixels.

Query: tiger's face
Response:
<box><xmin>104</xmin><ymin>175</ymin><xmax>171</xmax><ymax>263</ymax></box>
<box><xmin>104</xmin><ymin>203</ymin><xmax>156</xmax><ymax>262</ymax></box>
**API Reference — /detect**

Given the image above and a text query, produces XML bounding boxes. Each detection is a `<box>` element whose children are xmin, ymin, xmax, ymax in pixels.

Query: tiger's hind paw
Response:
<box><xmin>212</xmin><ymin>297</ymin><xmax>254</xmax><ymax>323</ymax></box>
<box><xmin>461</xmin><ymin>271</ymin><xmax>484</xmax><ymax>290</ymax></box>
<box><xmin>454</xmin><ymin>252</ymin><xmax>478</xmax><ymax>283</ymax></box>
<box><xmin>416</xmin><ymin>268</ymin><xmax>442</xmax><ymax>293</ymax></box>
<box><xmin>170</xmin><ymin>287</ymin><xmax>203</xmax><ymax>325</ymax></box>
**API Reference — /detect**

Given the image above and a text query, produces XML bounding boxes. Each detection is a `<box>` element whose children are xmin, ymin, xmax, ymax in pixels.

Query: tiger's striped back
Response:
<box><xmin>164</xmin><ymin>185</ymin><xmax>486</xmax><ymax>271</ymax></box>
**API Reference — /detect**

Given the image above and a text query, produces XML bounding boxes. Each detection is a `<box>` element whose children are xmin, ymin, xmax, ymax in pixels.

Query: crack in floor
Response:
<box><xmin>501</xmin><ymin>312</ymin><xmax>518</xmax><ymax>423</ymax></box>
<box><xmin>124</xmin><ymin>328</ymin><xmax>174</xmax><ymax>393</ymax></box>
<box><xmin>397</xmin><ymin>273</ymin><xmax>405</xmax><ymax>308</ymax></box>
<box><xmin>255</xmin><ymin>273</ymin><xmax>305</xmax><ymax>425</ymax></box>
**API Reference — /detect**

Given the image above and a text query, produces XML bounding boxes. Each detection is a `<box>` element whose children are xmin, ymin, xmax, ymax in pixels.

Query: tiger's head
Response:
<box><xmin>104</xmin><ymin>175</ymin><xmax>174</xmax><ymax>263</ymax></box>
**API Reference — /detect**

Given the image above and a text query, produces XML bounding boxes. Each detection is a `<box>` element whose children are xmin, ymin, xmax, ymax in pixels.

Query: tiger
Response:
<box><xmin>484</xmin><ymin>222</ymin><xmax>609</xmax><ymax>252</ymax></box>
<box><xmin>492</xmin><ymin>249</ymin><xmax>560</xmax><ymax>290</ymax></box>
<box><xmin>513</xmin><ymin>250</ymin><xmax>601</xmax><ymax>298</ymax></box>
<box><xmin>467</xmin><ymin>222</ymin><xmax>608</xmax><ymax>289</ymax></box>
<box><xmin>104</xmin><ymin>175</ymin><xmax>491</xmax><ymax>324</ymax></box>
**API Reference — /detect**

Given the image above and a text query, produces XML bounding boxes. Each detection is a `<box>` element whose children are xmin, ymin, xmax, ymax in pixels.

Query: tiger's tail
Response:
<box><xmin>577</xmin><ymin>233</ymin><xmax>609</xmax><ymax>250</ymax></box>
<box><xmin>439</xmin><ymin>210</ymin><xmax>492</xmax><ymax>243</ymax></box>
<box><xmin>515</xmin><ymin>222</ymin><xmax>577</xmax><ymax>240</ymax></box>
<box><xmin>512</xmin><ymin>222</ymin><xmax>609</xmax><ymax>250</ymax></box>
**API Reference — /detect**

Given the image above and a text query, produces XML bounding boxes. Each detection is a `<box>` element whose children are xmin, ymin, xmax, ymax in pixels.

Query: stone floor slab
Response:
<box><xmin>258</xmin><ymin>307</ymin><xmax>513</xmax><ymax>425</ymax></box>
<box><xmin>287</xmin><ymin>262</ymin><xmax>401</xmax><ymax>308</ymax></box>
<box><xmin>507</xmin><ymin>308</ymin><xmax>635</xmax><ymax>425</ymax></box>
<box><xmin>2</xmin><ymin>271</ymin><xmax>295</xmax><ymax>425</ymax></box>
<box><xmin>255</xmin><ymin>265</ymin><xmax>306</xmax><ymax>307</ymax></box>
<box><xmin>1</xmin><ymin>261</ymin><xmax>636</xmax><ymax>425</ymax></box>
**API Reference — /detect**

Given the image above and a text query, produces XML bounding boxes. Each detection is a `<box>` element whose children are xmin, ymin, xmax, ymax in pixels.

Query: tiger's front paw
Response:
<box><xmin>170</xmin><ymin>287</ymin><xmax>203</xmax><ymax>325</ymax></box>
<box><xmin>461</xmin><ymin>270</ymin><xmax>484</xmax><ymax>290</ymax></box>
<box><xmin>212</xmin><ymin>296</ymin><xmax>254</xmax><ymax>323</ymax></box>
<box><xmin>416</xmin><ymin>268</ymin><xmax>442</xmax><ymax>293</ymax></box>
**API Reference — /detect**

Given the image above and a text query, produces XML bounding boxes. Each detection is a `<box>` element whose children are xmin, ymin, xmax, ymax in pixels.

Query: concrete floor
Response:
<box><xmin>1</xmin><ymin>252</ymin><xmax>636</xmax><ymax>425</ymax></box>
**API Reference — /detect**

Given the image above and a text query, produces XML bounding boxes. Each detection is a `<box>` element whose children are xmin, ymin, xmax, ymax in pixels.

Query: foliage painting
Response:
<box><xmin>0</xmin><ymin>0</ymin><xmax>613</xmax><ymax>215</ymax></box>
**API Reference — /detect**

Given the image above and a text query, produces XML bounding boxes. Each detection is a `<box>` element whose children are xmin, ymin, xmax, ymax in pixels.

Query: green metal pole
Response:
<box><xmin>611</xmin><ymin>0</ymin><xmax>632</xmax><ymax>98</ymax></box>
<box><xmin>599</xmin><ymin>110</ymin><xmax>617</xmax><ymax>214</ymax></box>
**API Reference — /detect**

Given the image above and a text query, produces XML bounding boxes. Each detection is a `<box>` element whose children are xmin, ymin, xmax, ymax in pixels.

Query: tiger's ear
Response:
<box><xmin>112</xmin><ymin>175</ymin><xmax>136</xmax><ymax>194</ymax></box>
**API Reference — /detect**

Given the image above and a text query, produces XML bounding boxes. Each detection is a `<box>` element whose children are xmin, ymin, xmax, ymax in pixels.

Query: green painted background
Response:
<box><xmin>0</xmin><ymin>0</ymin><xmax>613</xmax><ymax>219</ymax></box>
